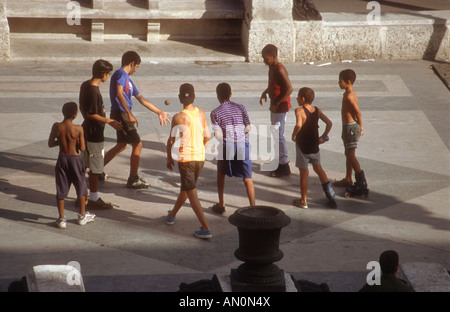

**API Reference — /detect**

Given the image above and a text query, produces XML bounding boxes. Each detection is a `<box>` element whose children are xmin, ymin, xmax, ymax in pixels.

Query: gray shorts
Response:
<box><xmin>295</xmin><ymin>144</ymin><xmax>320</xmax><ymax>169</ymax></box>
<box><xmin>81</xmin><ymin>141</ymin><xmax>104</xmax><ymax>175</ymax></box>
<box><xmin>342</xmin><ymin>122</ymin><xmax>361</xmax><ymax>150</ymax></box>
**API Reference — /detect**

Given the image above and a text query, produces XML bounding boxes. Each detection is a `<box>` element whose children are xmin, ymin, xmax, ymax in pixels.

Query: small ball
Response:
<box><xmin>164</xmin><ymin>99</ymin><xmax>170</xmax><ymax>105</ymax></box>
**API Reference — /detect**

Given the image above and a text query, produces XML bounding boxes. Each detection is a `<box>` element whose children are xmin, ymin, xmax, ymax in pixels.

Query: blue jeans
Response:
<box><xmin>270</xmin><ymin>111</ymin><xmax>289</xmax><ymax>165</ymax></box>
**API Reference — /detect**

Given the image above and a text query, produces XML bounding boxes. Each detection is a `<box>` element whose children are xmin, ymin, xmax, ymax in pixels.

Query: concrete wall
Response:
<box><xmin>241</xmin><ymin>0</ymin><xmax>296</xmax><ymax>63</ymax></box>
<box><xmin>241</xmin><ymin>0</ymin><xmax>450</xmax><ymax>63</ymax></box>
<box><xmin>0</xmin><ymin>0</ymin><xmax>10</xmax><ymax>62</ymax></box>
<box><xmin>294</xmin><ymin>11</ymin><xmax>450</xmax><ymax>63</ymax></box>
<box><xmin>2</xmin><ymin>0</ymin><xmax>449</xmax><ymax>63</ymax></box>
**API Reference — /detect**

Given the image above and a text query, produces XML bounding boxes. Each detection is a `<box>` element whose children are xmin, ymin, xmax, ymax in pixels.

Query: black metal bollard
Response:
<box><xmin>228</xmin><ymin>206</ymin><xmax>291</xmax><ymax>292</ymax></box>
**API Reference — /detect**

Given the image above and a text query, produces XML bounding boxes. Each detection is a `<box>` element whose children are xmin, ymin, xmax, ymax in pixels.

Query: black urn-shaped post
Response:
<box><xmin>228</xmin><ymin>206</ymin><xmax>291</xmax><ymax>292</ymax></box>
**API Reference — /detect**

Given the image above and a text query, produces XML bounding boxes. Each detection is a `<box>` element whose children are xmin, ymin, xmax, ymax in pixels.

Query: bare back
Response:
<box><xmin>49</xmin><ymin>120</ymin><xmax>85</xmax><ymax>155</ymax></box>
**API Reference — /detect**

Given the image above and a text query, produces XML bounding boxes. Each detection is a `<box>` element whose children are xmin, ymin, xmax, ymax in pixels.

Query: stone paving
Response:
<box><xmin>0</xmin><ymin>58</ymin><xmax>448</xmax><ymax>292</ymax></box>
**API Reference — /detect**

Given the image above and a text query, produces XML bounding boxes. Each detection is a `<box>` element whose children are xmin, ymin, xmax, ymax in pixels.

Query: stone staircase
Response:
<box><xmin>6</xmin><ymin>0</ymin><xmax>244</xmax><ymax>42</ymax></box>
<box><xmin>2</xmin><ymin>0</ymin><xmax>448</xmax><ymax>63</ymax></box>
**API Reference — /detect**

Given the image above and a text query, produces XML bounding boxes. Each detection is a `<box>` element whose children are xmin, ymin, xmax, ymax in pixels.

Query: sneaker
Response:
<box><xmin>166</xmin><ymin>210</ymin><xmax>176</xmax><ymax>225</ymax></box>
<box><xmin>211</xmin><ymin>203</ymin><xmax>225</xmax><ymax>215</ymax></box>
<box><xmin>126</xmin><ymin>176</ymin><xmax>150</xmax><ymax>189</ymax></box>
<box><xmin>78</xmin><ymin>212</ymin><xmax>96</xmax><ymax>225</ymax></box>
<box><xmin>87</xmin><ymin>197</ymin><xmax>114</xmax><ymax>210</ymax></box>
<box><xmin>293</xmin><ymin>198</ymin><xmax>308</xmax><ymax>209</ymax></box>
<box><xmin>56</xmin><ymin>218</ymin><xmax>67</xmax><ymax>229</ymax></box>
<box><xmin>194</xmin><ymin>227</ymin><xmax>212</xmax><ymax>239</ymax></box>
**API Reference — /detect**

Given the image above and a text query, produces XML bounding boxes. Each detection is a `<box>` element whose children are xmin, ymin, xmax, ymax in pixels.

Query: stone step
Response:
<box><xmin>8</xmin><ymin>37</ymin><xmax>247</xmax><ymax>63</ymax></box>
<box><xmin>6</xmin><ymin>0</ymin><xmax>244</xmax><ymax>19</ymax></box>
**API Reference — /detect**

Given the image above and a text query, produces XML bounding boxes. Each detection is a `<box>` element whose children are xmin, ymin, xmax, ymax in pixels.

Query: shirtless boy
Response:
<box><xmin>334</xmin><ymin>69</ymin><xmax>368</xmax><ymax>193</ymax></box>
<box><xmin>48</xmin><ymin>102</ymin><xmax>95</xmax><ymax>229</ymax></box>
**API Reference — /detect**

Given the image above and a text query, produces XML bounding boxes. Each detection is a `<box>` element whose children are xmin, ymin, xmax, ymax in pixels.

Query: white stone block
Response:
<box><xmin>91</xmin><ymin>20</ymin><xmax>104</xmax><ymax>42</ymax></box>
<box><xmin>400</xmin><ymin>262</ymin><xmax>450</xmax><ymax>292</ymax></box>
<box><xmin>147</xmin><ymin>21</ymin><xmax>160</xmax><ymax>43</ymax></box>
<box><xmin>26</xmin><ymin>265</ymin><xmax>85</xmax><ymax>292</ymax></box>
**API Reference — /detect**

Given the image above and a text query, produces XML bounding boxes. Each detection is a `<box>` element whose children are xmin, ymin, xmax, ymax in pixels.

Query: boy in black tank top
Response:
<box><xmin>291</xmin><ymin>87</ymin><xmax>337</xmax><ymax>208</ymax></box>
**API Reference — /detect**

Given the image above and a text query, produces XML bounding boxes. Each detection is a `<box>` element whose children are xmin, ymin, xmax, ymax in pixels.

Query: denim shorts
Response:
<box><xmin>217</xmin><ymin>142</ymin><xmax>252</xmax><ymax>179</ymax></box>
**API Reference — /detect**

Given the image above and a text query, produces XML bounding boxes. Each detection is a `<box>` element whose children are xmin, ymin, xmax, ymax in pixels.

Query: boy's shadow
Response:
<box><xmin>0</xmin><ymin>178</ymin><xmax>55</xmax><ymax>207</ymax></box>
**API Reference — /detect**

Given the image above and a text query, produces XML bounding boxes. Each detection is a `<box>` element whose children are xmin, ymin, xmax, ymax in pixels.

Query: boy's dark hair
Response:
<box><xmin>179</xmin><ymin>83</ymin><xmax>195</xmax><ymax>105</ymax></box>
<box><xmin>379</xmin><ymin>250</ymin><xmax>399</xmax><ymax>274</ymax></box>
<box><xmin>216</xmin><ymin>82</ymin><xmax>232</xmax><ymax>102</ymax></box>
<box><xmin>298</xmin><ymin>87</ymin><xmax>315</xmax><ymax>104</ymax></box>
<box><xmin>62</xmin><ymin>102</ymin><xmax>78</xmax><ymax>119</ymax></box>
<box><xmin>339</xmin><ymin>69</ymin><xmax>357</xmax><ymax>84</ymax></box>
<box><xmin>92</xmin><ymin>59</ymin><xmax>113</xmax><ymax>79</ymax></box>
<box><xmin>261</xmin><ymin>44</ymin><xmax>278</xmax><ymax>57</ymax></box>
<box><xmin>121</xmin><ymin>51</ymin><xmax>141</xmax><ymax>67</ymax></box>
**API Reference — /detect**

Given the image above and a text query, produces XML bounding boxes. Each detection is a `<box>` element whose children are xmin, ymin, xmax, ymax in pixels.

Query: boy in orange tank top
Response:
<box><xmin>166</xmin><ymin>83</ymin><xmax>212</xmax><ymax>239</ymax></box>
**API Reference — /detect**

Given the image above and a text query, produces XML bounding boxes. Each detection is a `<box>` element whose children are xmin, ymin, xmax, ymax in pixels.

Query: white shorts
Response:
<box><xmin>295</xmin><ymin>144</ymin><xmax>321</xmax><ymax>169</ymax></box>
<box><xmin>81</xmin><ymin>141</ymin><xmax>105</xmax><ymax>174</ymax></box>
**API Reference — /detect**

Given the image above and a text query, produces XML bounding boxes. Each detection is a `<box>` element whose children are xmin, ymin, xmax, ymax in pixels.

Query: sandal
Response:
<box><xmin>293</xmin><ymin>198</ymin><xmax>308</xmax><ymax>209</ymax></box>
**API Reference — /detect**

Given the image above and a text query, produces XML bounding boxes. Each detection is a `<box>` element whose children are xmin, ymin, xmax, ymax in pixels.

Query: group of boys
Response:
<box><xmin>49</xmin><ymin>46</ymin><xmax>367</xmax><ymax>239</ymax></box>
<box><xmin>260</xmin><ymin>44</ymin><xmax>367</xmax><ymax>210</ymax></box>
<box><xmin>49</xmin><ymin>51</ymin><xmax>171</xmax><ymax>229</ymax></box>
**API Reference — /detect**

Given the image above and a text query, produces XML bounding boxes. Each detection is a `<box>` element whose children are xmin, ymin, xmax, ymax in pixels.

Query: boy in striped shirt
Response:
<box><xmin>210</xmin><ymin>83</ymin><xmax>256</xmax><ymax>214</ymax></box>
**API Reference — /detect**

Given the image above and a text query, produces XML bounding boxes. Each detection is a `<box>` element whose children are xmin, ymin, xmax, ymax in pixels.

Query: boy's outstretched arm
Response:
<box><xmin>87</xmin><ymin>113</ymin><xmax>123</xmax><ymax>131</ymax></box>
<box><xmin>135</xmin><ymin>94</ymin><xmax>171</xmax><ymax>127</ymax></box>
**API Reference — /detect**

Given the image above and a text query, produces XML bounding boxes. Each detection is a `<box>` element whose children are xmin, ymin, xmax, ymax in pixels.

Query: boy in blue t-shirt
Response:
<box><xmin>104</xmin><ymin>51</ymin><xmax>171</xmax><ymax>189</ymax></box>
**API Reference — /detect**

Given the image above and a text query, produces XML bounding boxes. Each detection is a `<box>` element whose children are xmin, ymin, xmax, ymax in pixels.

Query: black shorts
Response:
<box><xmin>178</xmin><ymin>161</ymin><xmax>204</xmax><ymax>191</ymax></box>
<box><xmin>111</xmin><ymin>110</ymin><xmax>141</xmax><ymax>145</ymax></box>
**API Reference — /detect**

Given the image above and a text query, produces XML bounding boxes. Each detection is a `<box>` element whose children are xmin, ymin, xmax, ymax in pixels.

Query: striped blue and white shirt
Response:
<box><xmin>210</xmin><ymin>101</ymin><xmax>251</xmax><ymax>143</ymax></box>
